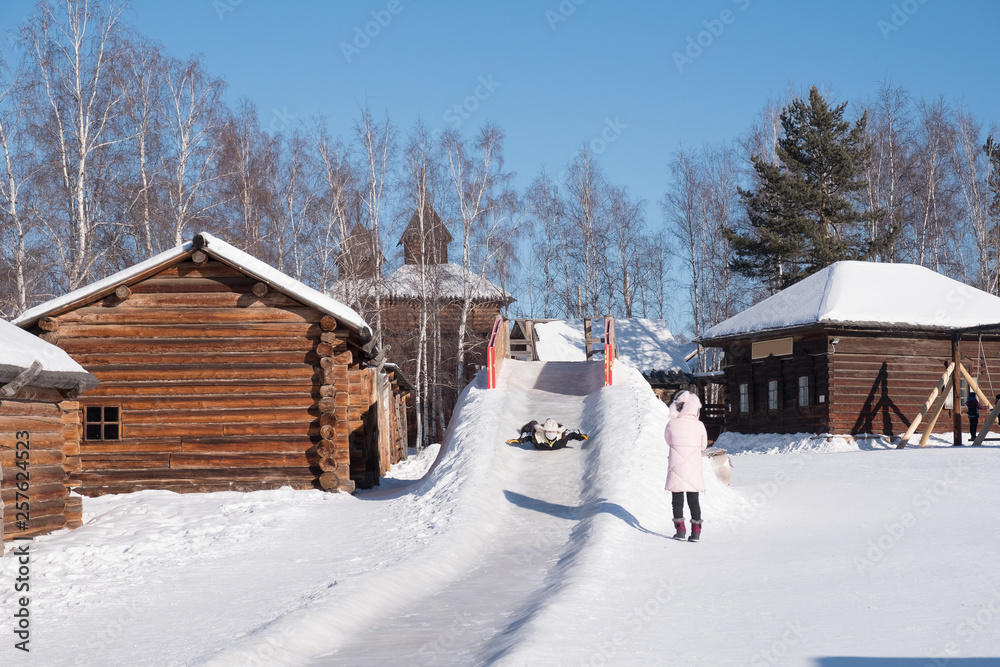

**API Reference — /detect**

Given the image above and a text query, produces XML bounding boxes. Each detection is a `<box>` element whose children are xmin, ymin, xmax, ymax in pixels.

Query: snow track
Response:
<box><xmin>202</xmin><ymin>360</ymin><xmax>609</xmax><ymax>666</ymax></box>
<box><xmin>313</xmin><ymin>361</ymin><xmax>603</xmax><ymax>665</ymax></box>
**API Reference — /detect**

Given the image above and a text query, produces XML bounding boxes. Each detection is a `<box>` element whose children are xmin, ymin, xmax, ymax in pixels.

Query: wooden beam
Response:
<box><xmin>252</xmin><ymin>282</ymin><xmax>269</xmax><ymax>298</ymax></box>
<box><xmin>919</xmin><ymin>388</ymin><xmax>951</xmax><ymax>447</ymax></box>
<box><xmin>952</xmin><ymin>335</ymin><xmax>962</xmax><ymax>446</ymax></box>
<box><xmin>959</xmin><ymin>364</ymin><xmax>995</xmax><ymax>411</ymax></box>
<box><xmin>191</xmin><ymin>249</ymin><xmax>208</xmax><ymax>265</ymax></box>
<box><xmin>39</xmin><ymin>316</ymin><xmax>60</xmax><ymax>331</ymax></box>
<box><xmin>973</xmin><ymin>400</ymin><xmax>1000</xmax><ymax>446</ymax></box>
<box><xmin>896</xmin><ymin>361</ymin><xmax>954</xmax><ymax>449</ymax></box>
<box><xmin>115</xmin><ymin>285</ymin><xmax>132</xmax><ymax>302</ymax></box>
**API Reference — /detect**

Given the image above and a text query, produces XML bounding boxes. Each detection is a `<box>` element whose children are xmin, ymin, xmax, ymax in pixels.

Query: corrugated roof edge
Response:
<box><xmin>13</xmin><ymin>232</ymin><xmax>373</xmax><ymax>343</ymax></box>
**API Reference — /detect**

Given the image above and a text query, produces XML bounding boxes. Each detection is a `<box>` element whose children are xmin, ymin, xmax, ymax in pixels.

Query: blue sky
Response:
<box><xmin>3</xmin><ymin>0</ymin><xmax>997</xmax><ymax>223</ymax></box>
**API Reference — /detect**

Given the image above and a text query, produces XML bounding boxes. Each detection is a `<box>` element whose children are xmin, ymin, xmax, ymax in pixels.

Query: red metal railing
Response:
<box><xmin>604</xmin><ymin>317</ymin><xmax>615</xmax><ymax>386</ymax></box>
<box><xmin>486</xmin><ymin>316</ymin><xmax>508</xmax><ymax>389</ymax></box>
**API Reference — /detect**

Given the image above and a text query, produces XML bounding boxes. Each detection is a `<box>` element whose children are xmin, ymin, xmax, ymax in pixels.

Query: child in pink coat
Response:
<box><xmin>664</xmin><ymin>390</ymin><xmax>708</xmax><ymax>542</ymax></box>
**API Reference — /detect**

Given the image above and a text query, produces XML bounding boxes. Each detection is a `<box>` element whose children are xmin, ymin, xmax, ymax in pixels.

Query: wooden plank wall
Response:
<box><xmin>381</xmin><ymin>298</ymin><xmax>503</xmax><ymax>443</ymax></box>
<box><xmin>723</xmin><ymin>334</ymin><xmax>831</xmax><ymax>435</ymax></box>
<box><xmin>37</xmin><ymin>258</ymin><xmax>362</xmax><ymax>495</ymax></box>
<box><xmin>0</xmin><ymin>392</ymin><xmax>80</xmax><ymax>538</ymax></box>
<box><xmin>829</xmin><ymin>333</ymin><xmax>1000</xmax><ymax>436</ymax></box>
<box><xmin>721</xmin><ymin>329</ymin><xmax>1000</xmax><ymax>437</ymax></box>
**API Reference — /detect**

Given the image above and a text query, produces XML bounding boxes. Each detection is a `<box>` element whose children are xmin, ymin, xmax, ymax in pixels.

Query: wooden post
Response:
<box><xmin>896</xmin><ymin>361</ymin><xmax>955</xmax><ymax>448</ymax></box>
<box><xmin>972</xmin><ymin>399</ymin><xmax>1000</xmax><ymax>446</ymax></box>
<box><xmin>953</xmin><ymin>335</ymin><xmax>962</xmax><ymax>446</ymax></box>
<box><xmin>959</xmin><ymin>364</ymin><xmax>995</xmax><ymax>412</ymax></box>
<box><xmin>919</xmin><ymin>389</ymin><xmax>951</xmax><ymax>447</ymax></box>
<box><xmin>486</xmin><ymin>316</ymin><xmax>507</xmax><ymax>390</ymax></box>
<box><xmin>604</xmin><ymin>316</ymin><xmax>615</xmax><ymax>386</ymax></box>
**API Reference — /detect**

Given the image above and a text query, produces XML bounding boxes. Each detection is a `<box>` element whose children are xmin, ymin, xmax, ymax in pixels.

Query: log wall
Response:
<box><xmin>34</xmin><ymin>258</ymin><xmax>369</xmax><ymax>495</ymax></box>
<box><xmin>0</xmin><ymin>393</ymin><xmax>81</xmax><ymax>539</ymax></box>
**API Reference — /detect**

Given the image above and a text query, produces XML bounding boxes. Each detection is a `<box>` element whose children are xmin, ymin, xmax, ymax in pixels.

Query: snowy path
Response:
<box><xmin>312</xmin><ymin>361</ymin><xmax>603</xmax><ymax>665</ymax></box>
<box><xmin>7</xmin><ymin>356</ymin><xmax>1000</xmax><ymax>666</ymax></box>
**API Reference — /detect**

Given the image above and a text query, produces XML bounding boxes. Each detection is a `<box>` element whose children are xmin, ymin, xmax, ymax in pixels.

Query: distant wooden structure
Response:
<box><xmin>14</xmin><ymin>233</ymin><xmax>410</xmax><ymax>496</ymax></box>
<box><xmin>354</xmin><ymin>204</ymin><xmax>512</xmax><ymax>440</ymax></box>
<box><xmin>1</xmin><ymin>321</ymin><xmax>98</xmax><ymax>540</ymax></box>
<box><xmin>699</xmin><ymin>262</ymin><xmax>1000</xmax><ymax>439</ymax></box>
<box><xmin>512</xmin><ymin>315</ymin><xmax>691</xmax><ymax>400</ymax></box>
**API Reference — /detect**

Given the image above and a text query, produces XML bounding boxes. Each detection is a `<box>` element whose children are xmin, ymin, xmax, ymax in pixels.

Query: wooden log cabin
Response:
<box><xmin>1</xmin><ymin>319</ymin><xmax>98</xmax><ymax>542</ymax></box>
<box><xmin>698</xmin><ymin>261</ymin><xmax>1000</xmax><ymax>437</ymax></box>
<box><xmin>334</xmin><ymin>204</ymin><xmax>512</xmax><ymax>442</ymax></box>
<box><xmin>13</xmin><ymin>232</ymin><xmax>410</xmax><ymax>496</ymax></box>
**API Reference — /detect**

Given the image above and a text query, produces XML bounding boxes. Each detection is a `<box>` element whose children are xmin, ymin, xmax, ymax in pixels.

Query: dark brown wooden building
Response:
<box><xmin>1</xmin><ymin>320</ymin><xmax>98</xmax><ymax>540</ymax></box>
<box><xmin>13</xmin><ymin>232</ymin><xmax>409</xmax><ymax>496</ymax></box>
<box><xmin>336</xmin><ymin>205</ymin><xmax>512</xmax><ymax>443</ymax></box>
<box><xmin>698</xmin><ymin>261</ymin><xmax>1000</xmax><ymax>437</ymax></box>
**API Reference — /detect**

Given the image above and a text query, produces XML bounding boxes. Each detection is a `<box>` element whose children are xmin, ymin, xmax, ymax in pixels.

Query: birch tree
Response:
<box><xmin>523</xmin><ymin>171</ymin><xmax>564</xmax><ymax>318</ymax></box>
<box><xmin>355</xmin><ymin>106</ymin><xmax>395</xmax><ymax>348</ymax></box>
<box><xmin>443</xmin><ymin>123</ymin><xmax>518</xmax><ymax>384</ymax></box>
<box><xmin>0</xmin><ymin>57</ymin><xmax>43</xmax><ymax>316</ymax></box>
<box><xmin>563</xmin><ymin>146</ymin><xmax>608</xmax><ymax>316</ymax></box>
<box><xmin>952</xmin><ymin>110</ymin><xmax>996</xmax><ymax>292</ymax></box>
<box><xmin>161</xmin><ymin>54</ymin><xmax>226</xmax><ymax>247</ymax></box>
<box><xmin>21</xmin><ymin>0</ymin><xmax>129</xmax><ymax>291</ymax></box>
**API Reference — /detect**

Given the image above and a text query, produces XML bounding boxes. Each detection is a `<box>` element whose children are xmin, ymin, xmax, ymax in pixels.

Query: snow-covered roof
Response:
<box><xmin>699</xmin><ymin>261</ymin><xmax>1000</xmax><ymax>342</ymax></box>
<box><xmin>0</xmin><ymin>318</ymin><xmax>98</xmax><ymax>390</ymax></box>
<box><xmin>378</xmin><ymin>263</ymin><xmax>512</xmax><ymax>302</ymax></box>
<box><xmin>14</xmin><ymin>232</ymin><xmax>373</xmax><ymax>341</ymax></box>
<box><xmin>534</xmin><ymin>318</ymin><xmax>691</xmax><ymax>376</ymax></box>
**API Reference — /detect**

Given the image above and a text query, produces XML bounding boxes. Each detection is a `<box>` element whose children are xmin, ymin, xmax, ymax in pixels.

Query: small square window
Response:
<box><xmin>84</xmin><ymin>404</ymin><xmax>122</xmax><ymax>441</ymax></box>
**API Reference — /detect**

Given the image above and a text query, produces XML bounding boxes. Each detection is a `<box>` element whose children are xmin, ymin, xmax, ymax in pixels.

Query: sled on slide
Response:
<box><xmin>506</xmin><ymin>418</ymin><xmax>588</xmax><ymax>450</ymax></box>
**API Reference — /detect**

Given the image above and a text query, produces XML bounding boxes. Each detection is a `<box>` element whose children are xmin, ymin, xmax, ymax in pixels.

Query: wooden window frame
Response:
<box><xmin>84</xmin><ymin>405</ymin><xmax>122</xmax><ymax>441</ymax></box>
<box><xmin>768</xmin><ymin>379</ymin><xmax>779</xmax><ymax>412</ymax></box>
<box><xmin>739</xmin><ymin>383</ymin><xmax>749</xmax><ymax>414</ymax></box>
<box><xmin>798</xmin><ymin>375</ymin><xmax>810</xmax><ymax>408</ymax></box>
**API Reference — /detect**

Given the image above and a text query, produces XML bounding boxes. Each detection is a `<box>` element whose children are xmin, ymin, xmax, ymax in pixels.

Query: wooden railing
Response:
<box><xmin>604</xmin><ymin>317</ymin><xmax>616</xmax><ymax>386</ymax></box>
<box><xmin>486</xmin><ymin>316</ymin><xmax>508</xmax><ymax>389</ymax></box>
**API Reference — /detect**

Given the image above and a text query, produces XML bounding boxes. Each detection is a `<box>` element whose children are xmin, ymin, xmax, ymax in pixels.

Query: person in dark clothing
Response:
<box><xmin>507</xmin><ymin>418</ymin><xmax>589</xmax><ymax>450</ymax></box>
<box><xmin>967</xmin><ymin>395</ymin><xmax>981</xmax><ymax>441</ymax></box>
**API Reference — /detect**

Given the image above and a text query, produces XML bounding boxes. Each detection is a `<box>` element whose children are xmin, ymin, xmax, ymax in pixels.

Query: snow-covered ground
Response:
<box><xmin>3</xmin><ymin>358</ymin><xmax>1000</xmax><ymax>666</ymax></box>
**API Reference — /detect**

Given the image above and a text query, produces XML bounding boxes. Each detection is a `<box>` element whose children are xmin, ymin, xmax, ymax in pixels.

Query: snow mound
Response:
<box><xmin>714</xmin><ymin>430</ymin><xmax>968</xmax><ymax>455</ymax></box>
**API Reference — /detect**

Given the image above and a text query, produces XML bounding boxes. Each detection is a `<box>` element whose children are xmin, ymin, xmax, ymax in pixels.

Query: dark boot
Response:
<box><xmin>688</xmin><ymin>520</ymin><xmax>703</xmax><ymax>543</ymax></box>
<box><xmin>672</xmin><ymin>519</ymin><xmax>686</xmax><ymax>541</ymax></box>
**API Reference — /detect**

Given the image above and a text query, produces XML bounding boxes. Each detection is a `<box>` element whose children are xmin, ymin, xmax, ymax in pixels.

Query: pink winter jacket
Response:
<box><xmin>664</xmin><ymin>392</ymin><xmax>709</xmax><ymax>493</ymax></box>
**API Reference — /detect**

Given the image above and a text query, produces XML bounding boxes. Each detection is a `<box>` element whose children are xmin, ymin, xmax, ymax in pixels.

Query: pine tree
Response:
<box><xmin>728</xmin><ymin>87</ymin><xmax>886</xmax><ymax>291</ymax></box>
<box><xmin>986</xmin><ymin>135</ymin><xmax>1000</xmax><ymax>219</ymax></box>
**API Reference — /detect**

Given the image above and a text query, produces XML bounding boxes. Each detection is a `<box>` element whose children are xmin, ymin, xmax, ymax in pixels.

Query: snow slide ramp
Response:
<box><xmin>201</xmin><ymin>360</ymin><xmax>742</xmax><ymax>666</ymax></box>
<box><xmin>312</xmin><ymin>360</ymin><xmax>605</xmax><ymax>665</ymax></box>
